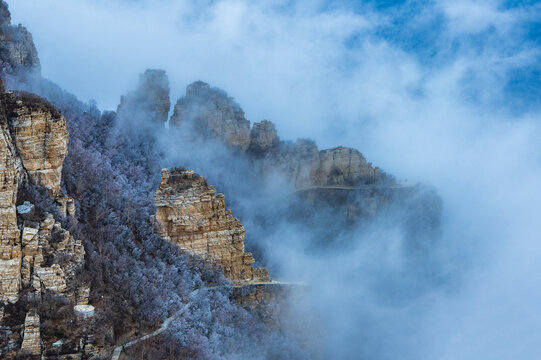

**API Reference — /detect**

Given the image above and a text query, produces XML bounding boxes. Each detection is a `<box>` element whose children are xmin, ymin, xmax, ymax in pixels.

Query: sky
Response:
<box><xmin>8</xmin><ymin>0</ymin><xmax>541</xmax><ymax>358</ymax></box>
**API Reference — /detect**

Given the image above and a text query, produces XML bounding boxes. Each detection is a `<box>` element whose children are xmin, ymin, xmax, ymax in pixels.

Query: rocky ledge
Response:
<box><xmin>153</xmin><ymin>168</ymin><xmax>270</xmax><ymax>284</ymax></box>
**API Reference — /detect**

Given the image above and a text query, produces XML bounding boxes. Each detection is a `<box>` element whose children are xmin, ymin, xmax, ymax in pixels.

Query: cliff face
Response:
<box><xmin>0</xmin><ymin>91</ymin><xmax>71</xmax><ymax>304</ymax></box>
<box><xmin>0</xmin><ymin>207</ymin><xmax>91</xmax><ymax>358</ymax></box>
<box><xmin>117</xmin><ymin>69</ymin><xmax>170</xmax><ymax>124</ymax></box>
<box><xmin>0</xmin><ymin>1</ymin><xmax>40</xmax><ymax>78</ymax></box>
<box><xmin>314</xmin><ymin>146</ymin><xmax>380</xmax><ymax>186</ymax></box>
<box><xmin>171</xmin><ymin>81</ymin><xmax>383</xmax><ymax>189</ymax></box>
<box><xmin>260</xmin><ymin>141</ymin><xmax>381</xmax><ymax>188</ymax></box>
<box><xmin>0</xmin><ymin>90</ymin><xmax>92</xmax><ymax>359</ymax></box>
<box><xmin>0</xmin><ymin>104</ymin><xmax>22</xmax><ymax>304</ymax></box>
<box><xmin>170</xmin><ymin>81</ymin><xmax>251</xmax><ymax>150</ymax></box>
<box><xmin>1</xmin><ymin>92</ymin><xmax>68</xmax><ymax>197</ymax></box>
<box><xmin>154</xmin><ymin>168</ymin><xmax>269</xmax><ymax>283</ymax></box>
<box><xmin>249</xmin><ymin>120</ymin><xmax>278</xmax><ymax>153</ymax></box>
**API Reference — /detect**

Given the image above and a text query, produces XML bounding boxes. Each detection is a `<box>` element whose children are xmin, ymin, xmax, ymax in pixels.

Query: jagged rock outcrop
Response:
<box><xmin>314</xmin><ymin>146</ymin><xmax>381</xmax><ymax>186</ymax></box>
<box><xmin>1</xmin><ymin>92</ymin><xmax>68</xmax><ymax>197</ymax></box>
<box><xmin>249</xmin><ymin>120</ymin><xmax>278</xmax><ymax>153</ymax></box>
<box><xmin>154</xmin><ymin>168</ymin><xmax>269</xmax><ymax>283</ymax></box>
<box><xmin>0</xmin><ymin>106</ymin><xmax>22</xmax><ymax>303</ymax></box>
<box><xmin>0</xmin><ymin>87</ymin><xmax>97</xmax><ymax>357</ymax></box>
<box><xmin>19</xmin><ymin>212</ymin><xmax>85</xmax><ymax>302</ymax></box>
<box><xmin>0</xmin><ymin>88</ymin><xmax>87</xmax><ymax>358</ymax></box>
<box><xmin>117</xmin><ymin>69</ymin><xmax>170</xmax><ymax>123</ymax></box>
<box><xmin>171</xmin><ymin>81</ymin><xmax>383</xmax><ymax>189</ymax></box>
<box><xmin>20</xmin><ymin>310</ymin><xmax>40</xmax><ymax>355</ymax></box>
<box><xmin>0</xmin><ymin>1</ymin><xmax>40</xmax><ymax>78</ymax></box>
<box><xmin>259</xmin><ymin>141</ymin><xmax>382</xmax><ymax>188</ymax></box>
<box><xmin>170</xmin><ymin>81</ymin><xmax>251</xmax><ymax>149</ymax></box>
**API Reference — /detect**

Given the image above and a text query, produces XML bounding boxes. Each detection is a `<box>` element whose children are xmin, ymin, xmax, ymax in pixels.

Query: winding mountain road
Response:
<box><xmin>110</xmin><ymin>281</ymin><xmax>300</xmax><ymax>359</ymax></box>
<box><xmin>295</xmin><ymin>184</ymin><xmax>414</xmax><ymax>192</ymax></box>
<box><xmin>110</xmin><ymin>289</ymin><xmax>199</xmax><ymax>360</ymax></box>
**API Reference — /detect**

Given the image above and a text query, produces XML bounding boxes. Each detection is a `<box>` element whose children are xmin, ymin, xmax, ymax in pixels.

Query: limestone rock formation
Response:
<box><xmin>154</xmin><ymin>168</ymin><xmax>269</xmax><ymax>283</ymax></box>
<box><xmin>314</xmin><ymin>146</ymin><xmax>380</xmax><ymax>186</ymax></box>
<box><xmin>0</xmin><ymin>1</ymin><xmax>40</xmax><ymax>78</ymax></box>
<box><xmin>20</xmin><ymin>212</ymin><xmax>85</xmax><ymax>300</ymax></box>
<box><xmin>20</xmin><ymin>310</ymin><xmax>40</xmax><ymax>355</ymax></box>
<box><xmin>0</xmin><ymin>106</ymin><xmax>22</xmax><ymax>303</ymax></box>
<box><xmin>170</xmin><ymin>81</ymin><xmax>251</xmax><ymax>150</ymax></box>
<box><xmin>0</xmin><ymin>89</ymin><xmax>83</xmax><ymax>307</ymax></box>
<box><xmin>171</xmin><ymin>81</ymin><xmax>384</xmax><ymax>189</ymax></box>
<box><xmin>257</xmin><ymin>140</ymin><xmax>382</xmax><ymax>188</ymax></box>
<box><xmin>117</xmin><ymin>69</ymin><xmax>170</xmax><ymax>123</ymax></box>
<box><xmin>1</xmin><ymin>92</ymin><xmax>68</xmax><ymax>197</ymax></box>
<box><xmin>249</xmin><ymin>120</ymin><xmax>278</xmax><ymax>153</ymax></box>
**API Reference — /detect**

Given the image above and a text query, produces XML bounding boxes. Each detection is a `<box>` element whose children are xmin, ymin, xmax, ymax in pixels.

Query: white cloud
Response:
<box><xmin>440</xmin><ymin>0</ymin><xmax>516</xmax><ymax>34</ymax></box>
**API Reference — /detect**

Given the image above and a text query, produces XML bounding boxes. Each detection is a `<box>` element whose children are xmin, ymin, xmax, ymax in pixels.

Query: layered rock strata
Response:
<box><xmin>170</xmin><ymin>81</ymin><xmax>251</xmax><ymax>150</ymax></box>
<box><xmin>1</xmin><ymin>92</ymin><xmax>68</xmax><ymax>197</ymax></box>
<box><xmin>20</xmin><ymin>311</ymin><xmax>40</xmax><ymax>355</ymax></box>
<box><xmin>154</xmin><ymin>168</ymin><xmax>269</xmax><ymax>283</ymax></box>
<box><xmin>249</xmin><ymin>120</ymin><xmax>278</xmax><ymax>153</ymax></box>
<box><xmin>170</xmin><ymin>81</ymin><xmax>383</xmax><ymax>188</ymax></box>
<box><xmin>0</xmin><ymin>89</ymin><xmax>90</xmax><ymax>358</ymax></box>
<box><xmin>0</xmin><ymin>1</ymin><xmax>40</xmax><ymax>78</ymax></box>
<box><xmin>0</xmin><ymin>104</ymin><xmax>22</xmax><ymax>303</ymax></box>
<box><xmin>0</xmin><ymin>92</ymin><xmax>70</xmax><ymax>304</ymax></box>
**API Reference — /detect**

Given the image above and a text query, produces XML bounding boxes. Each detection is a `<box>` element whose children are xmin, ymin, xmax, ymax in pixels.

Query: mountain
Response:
<box><xmin>0</xmin><ymin>1</ymin><xmax>441</xmax><ymax>358</ymax></box>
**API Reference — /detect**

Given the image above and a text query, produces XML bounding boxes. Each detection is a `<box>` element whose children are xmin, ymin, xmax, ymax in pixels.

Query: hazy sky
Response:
<box><xmin>8</xmin><ymin>1</ymin><xmax>541</xmax><ymax>358</ymax></box>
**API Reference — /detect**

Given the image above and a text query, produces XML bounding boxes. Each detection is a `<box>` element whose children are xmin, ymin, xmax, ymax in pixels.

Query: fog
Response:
<box><xmin>9</xmin><ymin>0</ymin><xmax>541</xmax><ymax>358</ymax></box>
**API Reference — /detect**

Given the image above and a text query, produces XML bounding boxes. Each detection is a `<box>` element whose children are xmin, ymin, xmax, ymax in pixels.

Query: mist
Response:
<box><xmin>8</xmin><ymin>0</ymin><xmax>541</xmax><ymax>359</ymax></box>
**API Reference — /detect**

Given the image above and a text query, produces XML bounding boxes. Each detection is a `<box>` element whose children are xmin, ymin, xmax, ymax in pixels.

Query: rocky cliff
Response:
<box><xmin>0</xmin><ymin>97</ymin><xmax>22</xmax><ymax>304</ymax></box>
<box><xmin>170</xmin><ymin>81</ymin><xmax>384</xmax><ymax>189</ymax></box>
<box><xmin>154</xmin><ymin>168</ymin><xmax>269</xmax><ymax>283</ymax></box>
<box><xmin>0</xmin><ymin>1</ymin><xmax>40</xmax><ymax>79</ymax></box>
<box><xmin>0</xmin><ymin>90</ymin><xmax>94</xmax><ymax>359</ymax></box>
<box><xmin>170</xmin><ymin>81</ymin><xmax>251</xmax><ymax>149</ymax></box>
<box><xmin>2</xmin><ymin>92</ymin><xmax>68</xmax><ymax>197</ymax></box>
<box><xmin>249</xmin><ymin>119</ymin><xmax>278</xmax><ymax>153</ymax></box>
<box><xmin>117</xmin><ymin>69</ymin><xmax>170</xmax><ymax>124</ymax></box>
<box><xmin>0</xmin><ymin>91</ymin><xmax>70</xmax><ymax>304</ymax></box>
<box><xmin>0</xmin><ymin>1</ymin><xmax>443</xmax><ymax>356</ymax></box>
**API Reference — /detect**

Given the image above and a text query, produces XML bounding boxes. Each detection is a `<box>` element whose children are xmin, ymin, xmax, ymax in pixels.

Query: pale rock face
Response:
<box><xmin>0</xmin><ymin>82</ymin><xmax>89</xmax><ymax>358</ymax></box>
<box><xmin>249</xmin><ymin>120</ymin><xmax>278</xmax><ymax>153</ymax></box>
<box><xmin>0</xmin><ymin>104</ymin><xmax>22</xmax><ymax>304</ymax></box>
<box><xmin>20</xmin><ymin>212</ymin><xmax>84</xmax><ymax>302</ymax></box>
<box><xmin>170</xmin><ymin>81</ymin><xmax>251</xmax><ymax>150</ymax></box>
<box><xmin>2</xmin><ymin>92</ymin><xmax>68</xmax><ymax>197</ymax></box>
<box><xmin>313</xmin><ymin>146</ymin><xmax>380</xmax><ymax>186</ymax></box>
<box><xmin>257</xmin><ymin>139</ymin><xmax>319</xmax><ymax>188</ymax></box>
<box><xmin>0</xmin><ymin>1</ymin><xmax>40</xmax><ymax>77</ymax></box>
<box><xmin>170</xmin><ymin>81</ymin><xmax>384</xmax><ymax>188</ymax></box>
<box><xmin>35</xmin><ymin>264</ymin><xmax>67</xmax><ymax>293</ymax></box>
<box><xmin>259</xmin><ymin>142</ymin><xmax>381</xmax><ymax>188</ymax></box>
<box><xmin>154</xmin><ymin>168</ymin><xmax>269</xmax><ymax>283</ymax></box>
<box><xmin>117</xmin><ymin>69</ymin><xmax>170</xmax><ymax>123</ymax></box>
<box><xmin>56</xmin><ymin>196</ymin><xmax>76</xmax><ymax>218</ymax></box>
<box><xmin>20</xmin><ymin>311</ymin><xmax>41</xmax><ymax>355</ymax></box>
